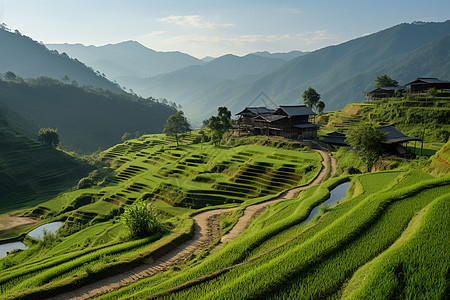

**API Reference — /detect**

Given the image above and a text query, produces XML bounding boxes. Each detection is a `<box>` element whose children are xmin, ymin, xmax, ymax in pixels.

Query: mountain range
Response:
<box><xmin>0</xmin><ymin>27</ymin><xmax>121</xmax><ymax>92</ymax></box>
<box><xmin>48</xmin><ymin>20</ymin><xmax>449</xmax><ymax>124</ymax></box>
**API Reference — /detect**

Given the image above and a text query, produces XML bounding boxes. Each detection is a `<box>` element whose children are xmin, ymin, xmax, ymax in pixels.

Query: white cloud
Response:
<box><xmin>159</xmin><ymin>15</ymin><xmax>233</xmax><ymax>29</ymax></box>
<box><xmin>296</xmin><ymin>30</ymin><xmax>339</xmax><ymax>45</ymax></box>
<box><xmin>143</xmin><ymin>30</ymin><xmax>166</xmax><ymax>38</ymax></box>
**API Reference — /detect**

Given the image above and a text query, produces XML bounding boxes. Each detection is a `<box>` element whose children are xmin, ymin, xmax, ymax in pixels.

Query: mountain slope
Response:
<box><xmin>119</xmin><ymin>21</ymin><xmax>450</xmax><ymax>123</ymax></box>
<box><xmin>0</xmin><ymin>110</ymin><xmax>92</xmax><ymax>213</ymax></box>
<box><xmin>0</xmin><ymin>28</ymin><xmax>122</xmax><ymax>92</ymax></box>
<box><xmin>46</xmin><ymin>41</ymin><xmax>205</xmax><ymax>79</ymax></box>
<box><xmin>0</xmin><ymin>78</ymin><xmax>177</xmax><ymax>153</ymax></box>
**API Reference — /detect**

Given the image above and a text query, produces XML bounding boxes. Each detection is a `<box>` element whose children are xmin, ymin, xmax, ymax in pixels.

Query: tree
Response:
<box><xmin>375</xmin><ymin>74</ymin><xmax>399</xmax><ymax>88</ymax></box>
<box><xmin>302</xmin><ymin>87</ymin><xmax>325</xmax><ymax>114</ymax></box>
<box><xmin>121</xmin><ymin>132</ymin><xmax>133</xmax><ymax>142</ymax></box>
<box><xmin>163</xmin><ymin>111</ymin><xmax>191</xmax><ymax>146</ymax></box>
<box><xmin>208</xmin><ymin>106</ymin><xmax>232</xmax><ymax>146</ymax></box>
<box><xmin>37</xmin><ymin>128</ymin><xmax>60</xmax><ymax>148</ymax></box>
<box><xmin>346</xmin><ymin>124</ymin><xmax>386</xmax><ymax>172</ymax></box>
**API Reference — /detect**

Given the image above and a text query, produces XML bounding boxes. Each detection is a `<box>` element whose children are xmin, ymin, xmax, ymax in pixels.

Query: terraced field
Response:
<box><xmin>0</xmin><ymin>134</ymin><xmax>323</xmax><ymax>299</ymax></box>
<box><xmin>97</xmin><ymin>170</ymin><xmax>450</xmax><ymax>300</ymax></box>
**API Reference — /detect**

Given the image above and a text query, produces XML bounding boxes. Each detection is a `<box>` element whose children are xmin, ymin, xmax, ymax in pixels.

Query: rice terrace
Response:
<box><xmin>1</xmin><ymin>4</ymin><xmax>450</xmax><ymax>300</ymax></box>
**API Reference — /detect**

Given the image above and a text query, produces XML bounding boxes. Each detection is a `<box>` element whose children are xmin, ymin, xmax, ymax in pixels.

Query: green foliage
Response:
<box><xmin>122</xmin><ymin>201</ymin><xmax>163</xmax><ymax>238</ymax></box>
<box><xmin>163</xmin><ymin>111</ymin><xmax>191</xmax><ymax>147</ymax></box>
<box><xmin>302</xmin><ymin>86</ymin><xmax>325</xmax><ymax>114</ymax></box>
<box><xmin>374</xmin><ymin>74</ymin><xmax>399</xmax><ymax>88</ymax></box>
<box><xmin>207</xmin><ymin>106</ymin><xmax>232</xmax><ymax>146</ymax></box>
<box><xmin>346</xmin><ymin>123</ymin><xmax>387</xmax><ymax>172</ymax></box>
<box><xmin>37</xmin><ymin>128</ymin><xmax>60</xmax><ymax>148</ymax></box>
<box><xmin>121</xmin><ymin>132</ymin><xmax>133</xmax><ymax>142</ymax></box>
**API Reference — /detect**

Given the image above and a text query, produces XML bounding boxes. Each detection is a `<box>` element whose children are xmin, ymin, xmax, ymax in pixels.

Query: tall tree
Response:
<box><xmin>208</xmin><ymin>106</ymin><xmax>232</xmax><ymax>146</ymax></box>
<box><xmin>37</xmin><ymin>128</ymin><xmax>60</xmax><ymax>148</ymax></box>
<box><xmin>346</xmin><ymin>124</ymin><xmax>386</xmax><ymax>172</ymax></box>
<box><xmin>302</xmin><ymin>87</ymin><xmax>325</xmax><ymax>114</ymax></box>
<box><xmin>375</xmin><ymin>74</ymin><xmax>399</xmax><ymax>88</ymax></box>
<box><xmin>163</xmin><ymin>111</ymin><xmax>191</xmax><ymax>146</ymax></box>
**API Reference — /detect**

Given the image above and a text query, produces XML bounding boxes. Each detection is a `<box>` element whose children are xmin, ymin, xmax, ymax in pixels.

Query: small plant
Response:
<box><xmin>121</xmin><ymin>201</ymin><xmax>163</xmax><ymax>238</ymax></box>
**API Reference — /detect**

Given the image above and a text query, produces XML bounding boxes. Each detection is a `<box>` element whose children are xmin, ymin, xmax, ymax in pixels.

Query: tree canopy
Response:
<box><xmin>346</xmin><ymin>123</ymin><xmax>386</xmax><ymax>172</ymax></box>
<box><xmin>208</xmin><ymin>106</ymin><xmax>232</xmax><ymax>146</ymax></box>
<box><xmin>375</xmin><ymin>74</ymin><xmax>399</xmax><ymax>88</ymax></box>
<box><xmin>302</xmin><ymin>87</ymin><xmax>325</xmax><ymax>114</ymax></box>
<box><xmin>37</xmin><ymin>128</ymin><xmax>60</xmax><ymax>148</ymax></box>
<box><xmin>163</xmin><ymin>110</ymin><xmax>191</xmax><ymax>146</ymax></box>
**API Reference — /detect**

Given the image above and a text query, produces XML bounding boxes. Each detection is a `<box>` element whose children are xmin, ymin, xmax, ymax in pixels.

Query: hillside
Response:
<box><xmin>119</xmin><ymin>21</ymin><xmax>450</xmax><ymax>123</ymax></box>
<box><xmin>0</xmin><ymin>78</ymin><xmax>177</xmax><ymax>153</ymax></box>
<box><xmin>46</xmin><ymin>41</ymin><xmax>205</xmax><ymax>80</ymax></box>
<box><xmin>0</xmin><ymin>119</ymin><xmax>92</xmax><ymax>213</ymax></box>
<box><xmin>0</xmin><ymin>27</ymin><xmax>122</xmax><ymax>92</ymax></box>
<box><xmin>0</xmin><ymin>133</ymin><xmax>448</xmax><ymax>299</ymax></box>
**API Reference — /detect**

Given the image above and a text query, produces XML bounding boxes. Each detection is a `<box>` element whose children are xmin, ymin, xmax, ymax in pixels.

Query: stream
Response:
<box><xmin>300</xmin><ymin>181</ymin><xmax>351</xmax><ymax>225</ymax></box>
<box><xmin>0</xmin><ymin>221</ymin><xmax>64</xmax><ymax>258</ymax></box>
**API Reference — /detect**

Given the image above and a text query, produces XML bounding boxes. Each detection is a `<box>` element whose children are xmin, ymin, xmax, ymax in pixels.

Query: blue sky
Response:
<box><xmin>1</xmin><ymin>0</ymin><xmax>449</xmax><ymax>58</ymax></box>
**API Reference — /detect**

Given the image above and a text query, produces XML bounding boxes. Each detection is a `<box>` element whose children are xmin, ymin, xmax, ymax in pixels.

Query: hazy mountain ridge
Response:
<box><xmin>47</xmin><ymin>41</ymin><xmax>205</xmax><ymax>80</ymax></box>
<box><xmin>0</xmin><ymin>28</ymin><xmax>122</xmax><ymax>92</ymax></box>
<box><xmin>122</xmin><ymin>20</ymin><xmax>450</xmax><ymax>123</ymax></box>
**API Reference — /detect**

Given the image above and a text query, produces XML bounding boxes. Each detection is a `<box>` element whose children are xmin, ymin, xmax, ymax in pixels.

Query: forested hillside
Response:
<box><xmin>0</xmin><ymin>78</ymin><xmax>177</xmax><ymax>153</ymax></box>
<box><xmin>0</xmin><ymin>26</ymin><xmax>121</xmax><ymax>92</ymax></box>
<box><xmin>0</xmin><ymin>112</ymin><xmax>92</xmax><ymax>213</ymax></box>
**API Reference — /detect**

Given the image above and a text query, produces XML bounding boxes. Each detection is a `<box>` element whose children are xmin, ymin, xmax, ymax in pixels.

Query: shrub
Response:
<box><xmin>121</xmin><ymin>201</ymin><xmax>163</xmax><ymax>238</ymax></box>
<box><xmin>77</xmin><ymin>177</ymin><xmax>94</xmax><ymax>189</ymax></box>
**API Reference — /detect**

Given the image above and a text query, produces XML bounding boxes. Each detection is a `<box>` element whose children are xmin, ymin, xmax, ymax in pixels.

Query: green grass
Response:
<box><xmin>342</xmin><ymin>192</ymin><xmax>450</xmax><ymax>299</ymax></box>
<box><xmin>0</xmin><ymin>134</ymin><xmax>321</xmax><ymax>299</ymax></box>
<box><xmin>101</xmin><ymin>171</ymin><xmax>449</xmax><ymax>300</ymax></box>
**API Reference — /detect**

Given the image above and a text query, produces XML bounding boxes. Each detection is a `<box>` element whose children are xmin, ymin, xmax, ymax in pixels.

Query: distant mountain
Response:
<box><xmin>201</xmin><ymin>56</ymin><xmax>216</xmax><ymax>63</ymax></box>
<box><xmin>46</xmin><ymin>41</ymin><xmax>205</xmax><ymax>80</ymax></box>
<box><xmin>251</xmin><ymin>50</ymin><xmax>307</xmax><ymax>61</ymax></box>
<box><xmin>120</xmin><ymin>21</ymin><xmax>450</xmax><ymax>123</ymax></box>
<box><xmin>0</xmin><ymin>109</ymin><xmax>92</xmax><ymax>213</ymax></box>
<box><xmin>0</xmin><ymin>28</ymin><xmax>121</xmax><ymax>92</ymax></box>
<box><xmin>117</xmin><ymin>53</ymin><xmax>288</xmax><ymax>119</ymax></box>
<box><xmin>0</xmin><ymin>78</ymin><xmax>177</xmax><ymax>153</ymax></box>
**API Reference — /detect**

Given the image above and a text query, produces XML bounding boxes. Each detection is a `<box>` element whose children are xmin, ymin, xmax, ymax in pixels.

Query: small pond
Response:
<box><xmin>0</xmin><ymin>242</ymin><xmax>28</xmax><ymax>258</ymax></box>
<box><xmin>300</xmin><ymin>181</ymin><xmax>351</xmax><ymax>226</ymax></box>
<box><xmin>27</xmin><ymin>221</ymin><xmax>64</xmax><ymax>240</ymax></box>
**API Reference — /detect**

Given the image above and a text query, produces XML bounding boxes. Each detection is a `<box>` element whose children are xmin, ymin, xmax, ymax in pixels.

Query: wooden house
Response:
<box><xmin>405</xmin><ymin>77</ymin><xmax>450</xmax><ymax>93</ymax></box>
<box><xmin>236</xmin><ymin>105</ymin><xmax>318</xmax><ymax>139</ymax></box>
<box><xmin>365</xmin><ymin>86</ymin><xmax>406</xmax><ymax>101</ymax></box>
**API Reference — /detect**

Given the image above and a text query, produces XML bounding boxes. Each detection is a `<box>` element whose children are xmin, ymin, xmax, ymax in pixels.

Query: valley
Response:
<box><xmin>0</xmin><ymin>16</ymin><xmax>449</xmax><ymax>300</ymax></box>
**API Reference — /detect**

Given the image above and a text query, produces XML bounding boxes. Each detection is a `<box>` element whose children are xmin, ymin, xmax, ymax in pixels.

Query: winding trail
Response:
<box><xmin>48</xmin><ymin>147</ymin><xmax>334</xmax><ymax>300</ymax></box>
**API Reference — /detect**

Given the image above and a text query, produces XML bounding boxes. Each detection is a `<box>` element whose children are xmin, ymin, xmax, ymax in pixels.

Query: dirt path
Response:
<box><xmin>48</xmin><ymin>148</ymin><xmax>334</xmax><ymax>300</ymax></box>
<box><xmin>0</xmin><ymin>215</ymin><xmax>37</xmax><ymax>231</ymax></box>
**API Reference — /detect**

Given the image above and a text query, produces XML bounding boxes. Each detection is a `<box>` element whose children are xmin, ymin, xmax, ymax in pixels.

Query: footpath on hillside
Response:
<box><xmin>49</xmin><ymin>146</ymin><xmax>335</xmax><ymax>300</ymax></box>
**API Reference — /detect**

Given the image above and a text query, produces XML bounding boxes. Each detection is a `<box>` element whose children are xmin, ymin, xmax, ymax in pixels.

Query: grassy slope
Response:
<box><xmin>430</xmin><ymin>138</ymin><xmax>450</xmax><ymax>174</ymax></box>
<box><xmin>0</xmin><ymin>134</ymin><xmax>321</xmax><ymax>299</ymax></box>
<box><xmin>102</xmin><ymin>169</ymin><xmax>449</xmax><ymax>300</ymax></box>
<box><xmin>321</xmin><ymin>96</ymin><xmax>450</xmax><ymax>148</ymax></box>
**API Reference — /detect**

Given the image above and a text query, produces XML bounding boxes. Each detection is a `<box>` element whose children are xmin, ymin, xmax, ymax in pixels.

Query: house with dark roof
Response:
<box><xmin>323</xmin><ymin>131</ymin><xmax>349</xmax><ymax>147</ymax></box>
<box><xmin>322</xmin><ymin>125</ymin><xmax>420</xmax><ymax>155</ymax></box>
<box><xmin>365</xmin><ymin>86</ymin><xmax>406</xmax><ymax>101</ymax></box>
<box><xmin>236</xmin><ymin>105</ymin><xmax>318</xmax><ymax>139</ymax></box>
<box><xmin>376</xmin><ymin>125</ymin><xmax>421</xmax><ymax>155</ymax></box>
<box><xmin>406</xmin><ymin>77</ymin><xmax>450</xmax><ymax>93</ymax></box>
